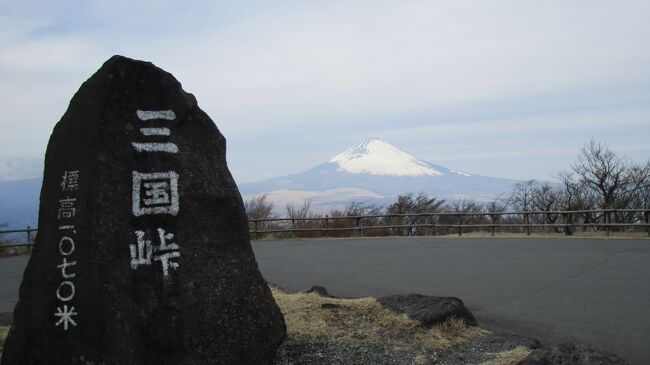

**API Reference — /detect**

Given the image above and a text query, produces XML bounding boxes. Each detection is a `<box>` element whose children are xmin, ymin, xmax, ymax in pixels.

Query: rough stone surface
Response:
<box><xmin>377</xmin><ymin>294</ymin><xmax>478</xmax><ymax>327</ymax></box>
<box><xmin>304</xmin><ymin>285</ymin><xmax>332</xmax><ymax>297</ymax></box>
<box><xmin>1</xmin><ymin>55</ymin><xmax>286</xmax><ymax>365</ymax></box>
<box><xmin>0</xmin><ymin>313</ymin><xmax>11</xmax><ymax>326</ymax></box>
<box><xmin>517</xmin><ymin>343</ymin><xmax>629</xmax><ymax>365</ymax></box>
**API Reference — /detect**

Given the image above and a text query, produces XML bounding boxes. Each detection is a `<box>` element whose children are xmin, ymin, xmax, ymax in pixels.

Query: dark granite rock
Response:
<box><xmin>377</xmin><ymin>294</ymin><xmax>478</xmax><ymax>327</ymax></box>
<box><xmin>305</xmin><ymin>285</ymin><xmax>332</xmax><ymax>297</ymax></box>
<box><xmin>1</xmin><ymin>55</ymin><xmax>286</xmax><ymax>365</ymax></box>
<box><xmin>517</xmin><ymin>343</ymin><xmax>629</xmax><ymax>365</ymax></box>
<box><xmin>0</xmin><ymin>312</ymin><xmax>11</xmax><ymax>326</ymax></box>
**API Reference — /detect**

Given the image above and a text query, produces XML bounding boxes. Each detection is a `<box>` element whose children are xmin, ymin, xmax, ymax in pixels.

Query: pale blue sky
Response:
<box><xmin>1</xmin><ymin>1</ymin><xmax>649</xmax><ymax>183</ymax></box>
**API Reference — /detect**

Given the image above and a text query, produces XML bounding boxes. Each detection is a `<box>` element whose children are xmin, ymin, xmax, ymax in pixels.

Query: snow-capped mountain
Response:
<box><xmin>330</xmin><ymin>138</ymin><xmax>444</xmax><ymax>176</ymax></box>
<box><xmin>239</xmin><ymin>138</ymin><xmax>518</xmax><ymax>211</ymax></box>
<box><xmin>0</xmin><ymin>139</ymin><xmax>519</xmax><ymax>230</ymax></box>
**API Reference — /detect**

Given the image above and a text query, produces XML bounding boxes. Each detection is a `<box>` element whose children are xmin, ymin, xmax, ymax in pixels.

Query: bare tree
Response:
<box><xmin>345</xmin><ymin>201</ymin><xmax>382</xmax><ymax>216</ymax></box>
<box><xmin>623</xmin><ymin>160</ymin><xmax>650</xmax><ymax>209</ymax></box>
<box><xmin>566</xmin><ymin>140</ymin><xmax>650</xmax><ymax>229</ymax></box>
<box><xmin>286</xmin><ymin>200</ymin><xmax>314</xmax><ymax>219</ymax></box>
<box><xmin>572</xmin><ymin>140</ymin><xmax>627</xmax><ymax>210</ymax></box>
<box><xmin>509</xmin><ymin>179</ymin><xmax>538</xmax><ymax>212</ymax></box>
<box><xmin>385</xmin><ymin>193</ymin><xmax>445</xmax><ymax>236</ymax></box>
<box><xmin>529</xmin><ymin>182</ymin><xmax>565</xmax><ymax>230</ymax></box>
<box><xmin>244</xmin><ymin>194</ymin><xmax>275</xmax><ymax>220</ymax></box>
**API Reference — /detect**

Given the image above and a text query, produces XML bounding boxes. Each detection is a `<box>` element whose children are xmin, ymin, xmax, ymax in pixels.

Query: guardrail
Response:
<box><xmin>248</xmin><ymin>209</ymin><xmax>650</xmax><ymax>239</ymax></box>
<box><xmin>2</xmin><ymin>209</ymin><xmax>649</xmax><ymax>248</ymax></box>
<box><xmin>0</xmin><ymin>226</ymin><xmax>37</xmax><ymax>251</ymax></box>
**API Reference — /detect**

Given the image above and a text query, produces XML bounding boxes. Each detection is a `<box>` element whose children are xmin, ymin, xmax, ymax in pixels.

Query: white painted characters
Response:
<box><xmin>129</xmin><ymin>228</ymin><xmax>180</xmax><ymax>278</ymax></box>
<box><xmin>61</xmin><ymin>170</ymin><xmax>79</xmax><ymax>191</ymax></box>
<box><xmin>55</xmin><ymin>170</ymin><xmax>81</xmax><ymax>331</ymax></box>
<box><xmin>54</xmin><ymin>305</ymin><xmax>78</xmax><ymax>331</ymax></box>
<box><xmin>132</xmin><ymin>171</ymin><xmax>179</xmax><ymax>216</ymax></box>
<box><xmin>55</xmin><ymin>232</ymin><xmax>78</xmax><ymax>330</ymax></box>
<box><xmin>133</xmin><ymin>109</ymin><xmax>178</xmax><ymax>154</ymax></box>
<box><xmin>130</xmin><ymin>109</ymin><xmax>182</xmax><ymax>281</ymax></box>
<box><xmin>57</xmin><ymin>197</ymin><xmax>77</xmax><ymax>219</ymax></box>
<box><xmin>136</xmin><ymin>110</ymin><xmax>176</xmax><ymax>121</ymax></box>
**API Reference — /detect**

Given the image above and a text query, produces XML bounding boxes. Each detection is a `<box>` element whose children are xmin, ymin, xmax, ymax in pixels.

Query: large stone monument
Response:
<box><xmin>1</xmin><ymin>56</ymin><xmax>286</xmax><ymax>364</ymax></box>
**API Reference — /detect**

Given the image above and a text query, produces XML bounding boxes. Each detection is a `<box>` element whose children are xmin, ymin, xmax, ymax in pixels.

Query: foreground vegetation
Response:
<box><xmin>270</xmin><ymin>286</ymin><xmax>533</xmax><ymax>364</ymax></box>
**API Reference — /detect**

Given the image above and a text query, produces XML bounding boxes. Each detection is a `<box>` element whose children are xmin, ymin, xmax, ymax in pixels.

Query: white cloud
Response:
<box><xmin>0</xmin><ymin>1</ymin><xmax>649</xmax><ymax>182</ymax></box>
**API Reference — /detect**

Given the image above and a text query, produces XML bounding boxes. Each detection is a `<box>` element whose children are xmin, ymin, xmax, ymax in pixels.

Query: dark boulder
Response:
<box><xmin>517</xmin><ymin>343</ymin><xmax>629</xmax><ymax>365</ymax></box>
<box><xmin>305</xmin><ymin>285</ymin><xmax>333</xmax><ymax>297</ymax></box>
<box><xmin>377</xmin><ymin>293</ymin><xmax>478</xmax><ymax>327</ymax></box>
<box><xmin>1</xmin><ymin>55</ymin><xmax>286</xmax><ymax>365</ymax></box>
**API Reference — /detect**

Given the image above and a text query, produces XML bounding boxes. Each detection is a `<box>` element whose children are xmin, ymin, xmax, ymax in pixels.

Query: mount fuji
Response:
<box><xmin>0</xmin><ymin>139</ymin><xmax>519</xmax><ymax>230</ymax></box>
<box><xmin>239</xmin><ymin>138</ymin><xmax>518</xmax><ymax>211</ymax></box>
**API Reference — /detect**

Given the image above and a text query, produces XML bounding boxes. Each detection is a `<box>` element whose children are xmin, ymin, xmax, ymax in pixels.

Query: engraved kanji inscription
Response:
<box><xmin>132</xmin><ymin>171</ymin><xmax>179</xmax><ymax>216</ymax></box>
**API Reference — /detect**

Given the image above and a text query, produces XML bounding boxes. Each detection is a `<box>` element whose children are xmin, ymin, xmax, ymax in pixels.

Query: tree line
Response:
<box><xmin>245</xmin><ymin>141</ymin><xmax>649</xmax><ymax>238</ymax></box>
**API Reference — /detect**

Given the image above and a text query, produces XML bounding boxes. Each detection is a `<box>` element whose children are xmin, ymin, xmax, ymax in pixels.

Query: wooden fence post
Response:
<box><xmin>458</xmin><ymin>214</ymin><xmax>462</xmax><ymax>237</ymax></box>
<box><xmin>525</xmin><ymin>213</ymin><xmax>530</xmax><ymax>236</ymax></box>
<box><xmin>26</xmin><ymin>225</ymin><xmax>32</xmax><ymax>244</ymax></box>
<box><xmin>324</xmin><ymin>215</ymin><xmax>329</xmax><ymax>238</ymax></box>
<box><xmin>424</xmin><ymin>215</ymin><xmax>429</xmax><ymax>236</ymax></box>
<box><xmin>291</xmin><ymin>219</ymin><xmax>295</xmax><ymax>238</ymax></box>
<box><xmin>431</xmin><ymin>214</ymin><xmax>437</xmax><ymax>236</ymax></box>
<box><xmin>491</xmin><ymin>214</ymin><xmax>498</xmax><ymax>237</ymax></box>
<box><xmin>562</xmin><ymin>213</ymin><xmax>569</xmax><ymax>236</ymax></box>
<box><xmin>356</xmin><ymin>217</ymin><xmax>362</xmax><ymax>237</ymax></box>
<box><xmin>645</xmin><ymin>211</ymin><xmax>649</xmax><ymax>237</ymax></box>
<box><xmin>253</xmin><ymin>221</ymin><xmax>258</xmax><ymax>240</ymax></box>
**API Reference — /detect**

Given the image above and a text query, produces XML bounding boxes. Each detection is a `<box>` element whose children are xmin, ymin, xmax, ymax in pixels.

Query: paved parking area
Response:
<box><xmin>2</xmin><ymin>237</ymin><xmax>649</xmax><ymax>364</ymax></box>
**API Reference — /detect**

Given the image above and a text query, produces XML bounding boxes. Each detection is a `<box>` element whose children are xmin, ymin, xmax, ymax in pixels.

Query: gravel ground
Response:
<box><xmin>272</xmin><ymin>331</ymin><xmax>539</xmax><ymax>365</ymax></box>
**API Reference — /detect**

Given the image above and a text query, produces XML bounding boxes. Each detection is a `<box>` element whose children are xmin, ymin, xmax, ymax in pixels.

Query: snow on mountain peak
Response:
<box><xmin>329</xmin><ymin>138</ymin><xmax>443</xmax><ymax>177</ymax></box>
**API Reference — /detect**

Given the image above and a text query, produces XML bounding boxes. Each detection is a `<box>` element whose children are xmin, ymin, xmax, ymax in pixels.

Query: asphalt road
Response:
<box><xmin>252</xmin><ymin>237</ymin><xmax>650</xmax><ymax>365</ymax></box>
<box><xmin>2</xmin><ymin>237</ymin><xmax>649</xmax><ymax>364</ymax></box>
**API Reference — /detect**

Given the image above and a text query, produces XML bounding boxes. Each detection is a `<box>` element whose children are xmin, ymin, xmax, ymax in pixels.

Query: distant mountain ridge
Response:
<box><xmin>240</xmin><ymin>138</ymin><xmax>518</xmax><ymax>211</ymax></box>
<box><xmin>0</xmin><ymin>139</ymin><xmax>520</xmax><ymax>229</ymax></box>
<box><xmin>0</xmin><ymin>178</ymin><xmax>41</xmax><ymax>233</ymax></box>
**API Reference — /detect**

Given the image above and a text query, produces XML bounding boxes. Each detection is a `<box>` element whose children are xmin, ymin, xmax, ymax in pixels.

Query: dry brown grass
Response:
<box><xmin>479</xmin><ymin>346</ymin><xmax>533</xmax><ymax>365</ymax></box>
<box><xmin>0</xmin><ymin>325</ymin><xmax>8</xmax><ymax>357</ymax></box>
<box><xmin>438</xmin><ymin>231</ymin><xmax>649</xmax><ymax>239</ymax></box>
<box><xmin>270</xmin><ymin>286</ymin><xmax>486</xmax><ymax>351</ymax></box>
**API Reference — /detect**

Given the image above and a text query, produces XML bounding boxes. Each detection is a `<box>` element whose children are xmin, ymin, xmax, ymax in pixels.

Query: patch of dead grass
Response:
<box><xmin>270</xmin><ymin>286</ymin><xmax>486</xmax><ymax>351</ymax></box>
<box><xmin>479</xmin><ymin>346</ymin><xmax>533</xmax><ymax>365</ymax></box>
<box><xmin>0</xmin><ymin>325</ymin><xmax>8</xmax><ymax>357</ymax></box>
